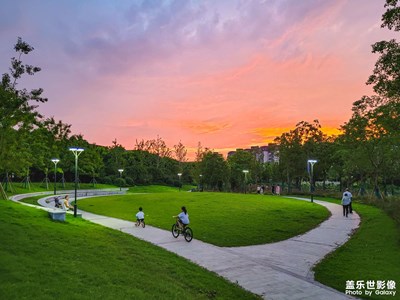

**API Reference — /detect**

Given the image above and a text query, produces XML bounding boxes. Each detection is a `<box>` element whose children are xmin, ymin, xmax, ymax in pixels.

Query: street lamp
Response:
<box><xmin>307</xmin><ymin>159</ymin><xmax>318</xmax><ymax>203</ymax></box>
<box><xmin>177</xmin><ymin>173</ymin><xmax>182</xmax><ymax>191</ymax></box>
<box><xmin>243</xmin><ymin>170</ymin><xmax>249</xmax><ymax>194</ymax></box>
<box><xmin>69</xmin><ymin>147</ymin><xmax>84</xmax><ymax>217</ymax></box>
<box><xmin>51</xmin><ymin>158</ymin><xmax>60</xmax><ymax>195</ymax></box>
<box><xmin>118</xmin><ymin>169</ymin><xmax>124</xmax><ymax>191</ymax></box>
<box><xmin>199</xmin><ymin>174</ymin><xmax>203</xmax><ymax>192</ymax></box>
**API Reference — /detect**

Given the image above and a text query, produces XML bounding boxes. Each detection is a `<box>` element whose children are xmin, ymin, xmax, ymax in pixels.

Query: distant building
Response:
<box><xmin>260</xmin><ymin>144</ymin><xmax>279</xmax><ymax>163</ymax></box>
<box><xmin>227</xmin><ymin>144</ymin><xmax>279</xmax><ymax>163</ymax></box>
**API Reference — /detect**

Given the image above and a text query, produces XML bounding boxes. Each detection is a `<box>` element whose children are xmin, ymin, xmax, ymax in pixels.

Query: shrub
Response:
<box><xmin>125</xmin><ymin>177</ymin><xmax>134</xmax><ymax>186</ymax></box>
<box><xmin>359</xmin><ymin>196</ymin><xmax>400</xmax><ymax>225</ymax></box>
<box><xmin>114</xmin><ymin>178</ymin><xmax>126</xmax><ymax>187</ymax></box>
<box><xmin>102</xmin><ymin>176</ymin><xmax>114</xmax><ymax>185</ymax></box>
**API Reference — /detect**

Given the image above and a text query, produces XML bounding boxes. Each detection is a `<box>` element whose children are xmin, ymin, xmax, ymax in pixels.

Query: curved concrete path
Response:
<box><xmin>14</xmin><ymin>193</ymin><xmax>360</xmax><ymax>299</ymax></box>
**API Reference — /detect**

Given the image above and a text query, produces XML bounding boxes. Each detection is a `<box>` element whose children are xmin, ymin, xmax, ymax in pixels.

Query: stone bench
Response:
<box><xmin>47</xmin><ymin>208</ymin><xmax>82</xmax><ymax>221</ymax></box>
<box><xmin>48</xmin><ymin>209</ymin><xmax>66</xmax><ymax>221</ymax></box>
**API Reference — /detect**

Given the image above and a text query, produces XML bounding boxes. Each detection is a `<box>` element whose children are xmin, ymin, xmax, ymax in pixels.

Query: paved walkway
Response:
<box><xmin>15</xmin><ymin>193</ymin><xmax>360</xmax><ymax>299</ymax></box>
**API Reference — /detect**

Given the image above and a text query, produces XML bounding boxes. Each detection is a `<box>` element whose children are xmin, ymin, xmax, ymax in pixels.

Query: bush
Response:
<box><xmin>114</xmin><ymin>178</ymin><xmax>126</xmax><ymax>187</ymax></box>
<box><xmin>102</xmin><ymin>176</ymin><xmax>114</xmax><ymax>185</ymax></box>
<box><xmin>125</xmin><ymin>177</ymin><xmax>134</xmax><ymax>186</ymax></box>
<box><xmin>359</xmin><ymin>196</ymin><xmax>400</xmax><ymax>225</ymax></box>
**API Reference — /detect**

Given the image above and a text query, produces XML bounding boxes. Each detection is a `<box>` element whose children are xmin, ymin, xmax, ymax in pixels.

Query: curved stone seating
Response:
<box><xmin>10</xmin><ymin>189</ymin><xmax>127</xmax><ymax>220</ymax></box>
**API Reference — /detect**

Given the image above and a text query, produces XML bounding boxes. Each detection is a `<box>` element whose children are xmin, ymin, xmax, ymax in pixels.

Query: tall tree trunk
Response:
<box><xmin>374</xmin><ymin>174</ymin><xmax>382</xmax><ymax>199</ymax></box>
<box><xmin>391</xmin><ymin>179</ymin><xmax>395</xmax><ymax>196</ymax></box>
<box><xmin>359</xmin><ymin>176</ymin><xmax>366</xmax><ymax>196</ymax></box>
<box><xmin>286</xmin><ymin>169</ymin><xmax>292</xmax><ymax>194</ymax></box>
<box><xmin>0</xmin><ymin>182</ymin><xmax>7</xmax><ymax>200</ymax></box>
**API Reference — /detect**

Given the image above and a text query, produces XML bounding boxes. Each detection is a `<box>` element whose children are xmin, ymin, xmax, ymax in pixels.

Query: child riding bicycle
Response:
<box><xmin>135</xmin><ymin>207</ymin><xmax>145</xmax><ymax>226</ymax></box>
<box><xmin>174</xmin><ymin>206</ymin><xmax>189</xmax><ymax>229</ymax></box>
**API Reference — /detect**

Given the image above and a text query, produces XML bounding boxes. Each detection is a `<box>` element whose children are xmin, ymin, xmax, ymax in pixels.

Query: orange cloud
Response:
<box><xmin>252</xmin><ymin>126</ymin><xmax>342</xmax><ymax>144</ymax></box>
<box><xmin>251</xmin><ymin>127</ymin><xmax>294</xmax><ymax>143</ymax></box>
<box><xmin>182</xmin><ymin>120</ymin><xmax>232</xmax><ymax>134</ymax></box>
<box><xmin>321</xmin><ymin>126</ymin><xmax>342</xmax><ymax>137</ymax></box>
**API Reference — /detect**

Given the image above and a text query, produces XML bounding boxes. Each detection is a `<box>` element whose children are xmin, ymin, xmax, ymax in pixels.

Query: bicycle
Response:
<box><xmin>171</xmin><ymin>218</ymin><xmax>193</xmax><ymax>242</ymax></box>
<box><xmin>135</xmin><ymin>219</ymin><xmax>145</xmax><ymax>228</ymax></box>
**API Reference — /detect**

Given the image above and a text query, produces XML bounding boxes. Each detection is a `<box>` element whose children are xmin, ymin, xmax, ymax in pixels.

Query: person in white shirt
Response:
<box><xmin>63</xmin><ymin>195</ymin><xmax>73</xmax><ymax>211</ymax></box>
<box><xmin>343</xmin><ymin>188</ymin><xmax>353</xmax><ymax>214</ymax></box>
<box><xmin>136</xmin><ymin>207</ymin><xmax>145</xmax><ymax>222</ymax></box>
<box><xmin>175</xmin><ymin>206</ymin><xmax>189</xmax><ymax>229</ymax></box>
<box><xmin>342</xmin><ymin>190</ymin><xmax>352</xmax><ymax>217</ymax></box>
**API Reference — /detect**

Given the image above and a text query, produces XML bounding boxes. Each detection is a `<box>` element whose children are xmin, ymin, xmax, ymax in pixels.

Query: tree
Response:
<box><xmin>173</xmin><ymin>141</ymin><xmax>187</xmax><ymax>170</ymax></box>
<box><xmin>367</xmin><ymin>0</ymin><xmax>400</xmax><ymax>99</ymax></box>
<box><xmin>192</xmin><ymin>141</ymin><xmax>208</xmax><ymax>186</ymax></box>
<box><xmin>0</xmin><ymin>38</ymin><xmax>47</xmax><ymax>193</ymax></box>
<box><xmin>367</xmin><ymin>39</ymin><xmax>400</xmax><ymax>99</ymax></box>
<box><xmin>338</xmin><ymin>0</ymin><xmax>400</xmax><ymax>198</ymax></box>
<box><xmin>198</xmin><ymin>151</ymin><xmax>229</xmax><ymax>191</ymax></box>
<box><xmin>340</xmin><ymin>96</ymin><xmax>400</xmax><ymax>197</ymax></box>
<box><xmin>227</xmin><ymin>150</ymin><xmax>259</xmax><ymax>192</ymax></box>
<box><xmin>381</xmin><ymin>0</ymin><xmax>400</xmax><ymax>31</ymax></box>
<box><xmin>1</xmin><ymin>37</ymin><xmax>47</xmax><ymax>103</ymax></box>
<box><xmin>103</xmin><ymin>139</ymin><xmax>126</xmax><ymax>178</ymax></box>
<box><xmin>274</xmin><ymin>120</ymin><xmax>326</xmax><ymax>192</ymax></box>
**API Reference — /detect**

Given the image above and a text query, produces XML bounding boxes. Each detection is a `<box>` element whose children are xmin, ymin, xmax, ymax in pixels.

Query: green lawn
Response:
<box><xmin>313</xmin><ymin>198</ymin><xmax>400</xmax><ymax>299</ymax></box>
<box><xmin>0</xmin><ymin>200</ymin><xmax>259</xmax><ymax>300</ymax></box>
<box><xmin>19</xmin><ymin>195</ymin><xmax>46</xmax><ymax>205</ymax></box>
<box><xmin>78</xmin><ymin>192</ymin><xmax>330</xmax><ymax>247</ymax></box>
<box><xmin>127</xmin><ymin>184</ymin><xmax>196</xmax><ymax>193</ymax></box>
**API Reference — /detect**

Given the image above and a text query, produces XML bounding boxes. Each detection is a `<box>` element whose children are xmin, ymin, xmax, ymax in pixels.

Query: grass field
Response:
<box><xmin>78</xmin><ymin>192</ymin><xmax>330</xmax><ymax>247</ymax></box>
<box><xmin>19</xmin><ymin>195</ymin><xmax>47</xmax><ymax>205</ymax></box>
<box><xmin>313</xmin><ymin>197</ymin><xmax>400</xmax><ymax>299</ymax></box>
<box><xmin>127</xmin><ymin>184</ymin><xmax>196</xmax><ymax>193</ymax></box>
<box><xmin>0</xmin><ymin>200</ymin><xmax>259</xmax><ymax>300</ymax></box>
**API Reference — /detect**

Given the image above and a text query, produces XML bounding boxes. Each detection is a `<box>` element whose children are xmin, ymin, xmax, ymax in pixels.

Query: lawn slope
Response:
<box><xmin>0</xmin><ymin>200</ymin><xmax>259</xmax><ymax>300</ymax></box>
<box><xmin>313</xmin><ymin>199</ymin><xmax>400</xmax><ymax>299</ymax></box>
<box><xmin>78</xmin><ymin>192</ymin><xmax>330</xmax><ymax>247</ymax></box>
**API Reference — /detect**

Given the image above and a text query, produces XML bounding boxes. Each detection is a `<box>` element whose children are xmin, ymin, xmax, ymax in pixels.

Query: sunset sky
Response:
<box><xmin>0</xmin><ymin>0</ymin><xmax>396</xmax><ymax>158</ymax></box>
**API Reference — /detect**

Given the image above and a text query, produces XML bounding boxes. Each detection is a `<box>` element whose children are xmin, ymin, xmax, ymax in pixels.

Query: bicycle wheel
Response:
<box><xmin>141</xmin><ymin>221</ymin><xmax>145</xmax><ymax>228</ymax></box>
<box><xmin>184</xmin><ymin>227</ymin><xmax>193</xmax><ymax>242</ymax></box>
<box><xmin>171</xmin><ymin>224</ymin><xmax>180</xmax><ymax>238</ymax></box>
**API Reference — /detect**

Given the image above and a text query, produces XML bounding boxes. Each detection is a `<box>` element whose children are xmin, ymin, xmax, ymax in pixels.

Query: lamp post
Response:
<box><xmin>69</xmin><ymin>147</ymin><xmax>84</xmax><ymax>217</ymax></box>
<box><xmin>199</xmin><ymin>174</ymin><xmax>203</xmax><ymax>192</ymax></box>
<box><xmin>51</xmin><ymin>158</ymin><xmax>60</xmax><ymax>195</ymax></box>
<box><xmin>307</xmin><ymin>159</ymin><xmax>317</xmax><ymax>203</ymax></box>
<box><xmin>118</xmin><ymin>169</ymin><xmax>124</xmax><ymax>191</ymax></box>
<box><xmin>243</xmin><ymin>170</ymin><xmax>249</xmax><ymax>194</ymax></box>
<box><xmin>177</xmin><ymin>173</ymin><xmax>182</xmax><ymax>191</ymax></box>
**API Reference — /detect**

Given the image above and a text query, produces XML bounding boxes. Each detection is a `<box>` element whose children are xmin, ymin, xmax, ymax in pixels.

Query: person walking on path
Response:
<box><xmin>341</xmin><ymin>190</ymin><xmax>352</xmax><ymax>217</ymax></box>
<box><xmin>343</xmin><ymin>188</ymin><xmax>353</xmax><ymax>214</ymax></box>
<box><xmin>275</xmin><ymin>184</ymin><xmax>281</xmax><ymax>195</ymax></box>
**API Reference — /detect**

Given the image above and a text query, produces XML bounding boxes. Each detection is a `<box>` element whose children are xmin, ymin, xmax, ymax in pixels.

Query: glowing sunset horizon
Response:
<box><xmin>0</xmin><ymin>0</ymin><xmax>396</xmax><ymax>159</ymax></box>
